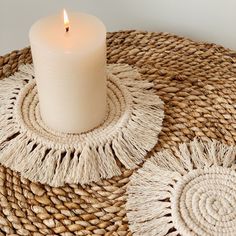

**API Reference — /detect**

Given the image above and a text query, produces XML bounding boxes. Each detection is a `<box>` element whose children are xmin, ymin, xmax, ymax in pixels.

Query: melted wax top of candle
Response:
<box><xmin>29</xmin><ymin>12</ymin><xmax>106</xmax><ymax>53</ymax></box>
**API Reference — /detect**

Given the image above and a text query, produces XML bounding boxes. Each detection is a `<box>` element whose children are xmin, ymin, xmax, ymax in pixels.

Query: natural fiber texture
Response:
<box><xmin>0</xmin><ymin>30</ymin><xmax>235</xmax><ymax>235</ymax></box>
<box><xmin>0</xmin><ymin>63</ymin><xmax>163</xmax><ymax>187</ymax></box>
<box><xmin>127</xmin><ymin>139</ymin><xmax>236</xmax><ymax>236</ymax></box>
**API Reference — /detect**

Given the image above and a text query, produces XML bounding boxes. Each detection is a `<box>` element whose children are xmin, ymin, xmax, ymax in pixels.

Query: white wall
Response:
<box><xmin>0</xmin><ymin>0</ymin><xmax>236</xmax><ymax>55</ymax></box>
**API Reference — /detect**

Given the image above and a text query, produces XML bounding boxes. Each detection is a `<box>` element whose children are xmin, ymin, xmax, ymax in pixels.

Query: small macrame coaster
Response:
<box><xmin>0</xmin><ymin>63</ymin><xmax>164</xmax><ymax>187</ymax></box>
<box><xmin>127</xmin><ymin>139</ymin><xmax>236</xmax><ymax>236</ymax></box>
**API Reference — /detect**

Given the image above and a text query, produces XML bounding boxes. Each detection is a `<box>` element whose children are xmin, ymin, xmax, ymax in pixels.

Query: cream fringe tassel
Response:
<box><xmin>0</xmin><ymin>64</ymin><xmax>164</xmax><ymax>187</ymax></box>
<box><xmin>127</xmin><ymin>139</ymin><xmax>236</xmax><ymax>236</ymax></box>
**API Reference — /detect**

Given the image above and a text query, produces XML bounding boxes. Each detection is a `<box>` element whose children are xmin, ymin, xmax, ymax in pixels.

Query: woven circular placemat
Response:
<box><xmin>0</xmin><ymin>30</ymin><xmax>236</xmax><ymax>235</ymax></box>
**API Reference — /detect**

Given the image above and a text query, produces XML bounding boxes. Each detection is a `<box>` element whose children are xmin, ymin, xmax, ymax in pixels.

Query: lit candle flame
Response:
<box><xmin>63</xmin><ymin>9</ymin><xmax>70</xmax><ymax>32</ymax></box>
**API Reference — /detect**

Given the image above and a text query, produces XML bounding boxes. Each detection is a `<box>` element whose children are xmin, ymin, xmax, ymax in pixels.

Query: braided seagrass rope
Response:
<box><xmin>127</xmin><ymin>139</ymin><xmax>236</xmax><ymax>236</ymax></box>
<box><xmin>0</xmin><ymin>30</ymin><xmax>235</xmax><ymax>235</ymax></box>
<box><xmin>0</xmin><ymin>63</ymin><xmax>163</xmax><ymax>187</ymax></box>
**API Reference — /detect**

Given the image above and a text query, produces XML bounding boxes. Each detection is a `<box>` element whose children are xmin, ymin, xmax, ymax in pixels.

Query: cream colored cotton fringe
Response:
<box><xmin>0</xmin><ymin>63</ymin><xmax>164</xmax><ymax>187</ymax></box>
<box><xmin>127</xmin><ymin>139</ymin><xmax>236</xmax><ymax>236</ymax></box>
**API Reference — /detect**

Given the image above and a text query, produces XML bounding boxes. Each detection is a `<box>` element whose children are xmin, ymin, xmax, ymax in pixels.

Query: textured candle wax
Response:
<box><xmin>29</xmin><ymin>11</ymin><xmax>107</xmax><ymax>133</ymax></box>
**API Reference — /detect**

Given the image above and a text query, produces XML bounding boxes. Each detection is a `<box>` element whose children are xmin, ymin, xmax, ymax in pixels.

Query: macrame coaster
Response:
<box><xmin>0</xmin><ymin>63</ymin><xmax>164</xmax><ymax>187</ymax></box>
<box><xmin>127</xmin><ymin>139</ymin><xmax>236</xmax><ymax>236</ymax></box>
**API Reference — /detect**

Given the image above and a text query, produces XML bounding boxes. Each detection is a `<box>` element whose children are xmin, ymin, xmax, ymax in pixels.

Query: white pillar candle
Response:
<box><xmin>29</xmin><ymin>10</ymin><xmax>107</xmax><ymax>133</ymax></box>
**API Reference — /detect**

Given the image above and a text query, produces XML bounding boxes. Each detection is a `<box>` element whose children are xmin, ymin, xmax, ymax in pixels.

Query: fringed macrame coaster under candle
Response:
<box><xmin>127</xmin><ymin>139</ymin><xmax>236</xmax><ymax>236</ymax></box>
<box><xmin>0</xmin><ymin>63</ymin><xmax>164</xmax><ymax>187</ymax></box>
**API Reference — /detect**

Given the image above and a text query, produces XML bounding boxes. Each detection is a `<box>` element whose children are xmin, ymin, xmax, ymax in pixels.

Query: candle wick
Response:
<box><xmin>66</xmin><ymin>27</ymin><xmax>69</xmax><ymax>33</ymax></box>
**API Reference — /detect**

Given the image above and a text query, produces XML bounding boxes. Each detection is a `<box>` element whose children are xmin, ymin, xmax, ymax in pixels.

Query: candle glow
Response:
<box><xmin>63</xmin><ymin>9</ymin><xmax>70</xmax><ymax>32</ymax></box>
